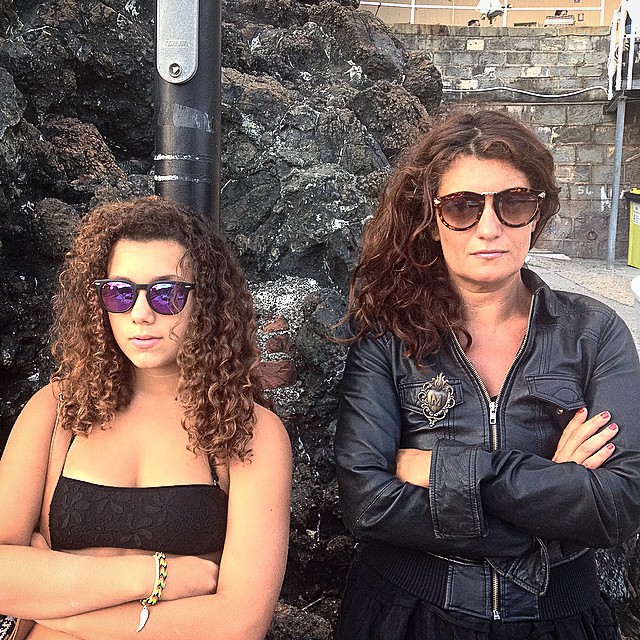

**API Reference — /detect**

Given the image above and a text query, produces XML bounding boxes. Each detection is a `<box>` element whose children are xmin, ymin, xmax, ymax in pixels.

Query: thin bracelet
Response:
<box><xmin>136</xmin><ymin>552</ymin><xmax>167</xmax><ymax>632</ymax></box>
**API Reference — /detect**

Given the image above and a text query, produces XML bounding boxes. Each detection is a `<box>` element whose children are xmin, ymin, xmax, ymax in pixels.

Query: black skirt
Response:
<box><xmin>334</xmin><ymin>559</ymin><xmax>620</xmax><ymax>640</ymax></box>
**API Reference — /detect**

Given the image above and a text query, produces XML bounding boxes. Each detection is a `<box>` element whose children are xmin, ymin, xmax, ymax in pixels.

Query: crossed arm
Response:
<box><xmin>396</xmin><ymin>406</ymin><xmax>619</xmax><ymax>487</ymax></box>
<box><xmin>336</xmin><ymin>319</ymin><xmax>640</xmax><ymax>554</ymax></box>
<box><xmin>0</xmin><ymin>387</ymin><xmax>292</xmax><ymax>640</ymax></box>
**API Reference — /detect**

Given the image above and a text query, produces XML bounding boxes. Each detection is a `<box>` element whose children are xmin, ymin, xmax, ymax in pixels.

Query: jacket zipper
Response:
<box><xmin>492</xmin><ymin>569</ymin><xmax>501</xmax><ymax>620</ymax></box>
<box><xmin>489</xmin><ymin>398</ymin><xmax>498</xmax><ymax>451</ymax></box>
<box><xmin>450</xmin><ymin>293</ymin><xmax>537</xmax><ymax>622</ymax></box>
<box><xmin>488</xmin><ymin>398</ymin><xmax>501</xmax><ymax>620</ymax></box>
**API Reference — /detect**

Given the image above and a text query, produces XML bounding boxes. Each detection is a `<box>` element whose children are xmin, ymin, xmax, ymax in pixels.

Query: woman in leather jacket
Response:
<box><xmin>334</xmin><ymin>110</ymin><xmax>640</xmax><ymax>640</ymax></box>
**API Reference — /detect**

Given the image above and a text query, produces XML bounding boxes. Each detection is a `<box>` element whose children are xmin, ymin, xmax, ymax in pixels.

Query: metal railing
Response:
<box><xmin>359</xmin><ymin>0</ymin><xmax>608</xmax><ymax>26</ymax></box>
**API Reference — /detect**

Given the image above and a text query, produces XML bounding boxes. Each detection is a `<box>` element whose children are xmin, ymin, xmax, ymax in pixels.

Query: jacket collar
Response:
<box><xmin>521</xmin><ymin>266</ymin><xmax>563</xmax><ymax>319</ymax></box>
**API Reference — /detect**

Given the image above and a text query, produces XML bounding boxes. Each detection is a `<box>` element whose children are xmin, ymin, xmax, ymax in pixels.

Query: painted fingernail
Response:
<box><xmin>578</xmin><ymin>407</ymin><xmax>587</xmax><ymax>413</ymax></box>
<box><xmin>600</xmin><ymin>411</ymin><xmax>610</xmax><ymax>419</ymax></box>
<box><xmin>608</xmin><ymin>423</ymin><xmax>618</xmax><ymax>431</ymax></box>
<box><xmin>606</xmin><ymin>443</ymin><xmax>615</xmax><ymax>450</ymax></box>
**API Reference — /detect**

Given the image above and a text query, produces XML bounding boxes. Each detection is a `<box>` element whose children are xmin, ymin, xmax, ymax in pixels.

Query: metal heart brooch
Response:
<box><xmin>417</xmin><ymin>373</ymin><xmax>455</xmax><ymax>428</ymax></box>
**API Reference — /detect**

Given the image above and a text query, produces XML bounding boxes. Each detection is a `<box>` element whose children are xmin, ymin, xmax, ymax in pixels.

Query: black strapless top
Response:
<box><xmin>49</xmin><ymin>475</ymin><xmax>227</xmax><ymax>555</ymax></box>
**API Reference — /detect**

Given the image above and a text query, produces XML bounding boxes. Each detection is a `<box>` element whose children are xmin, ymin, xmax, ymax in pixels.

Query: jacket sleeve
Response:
<box><xmin>335</xmin><ymin>335</ymin><xmax>535</xmax><ymax>558</ymax></box>
<box><xmin>430</xmin><ymin>311</ymin><xmax>640</xmax><ymax>548</ymax></box>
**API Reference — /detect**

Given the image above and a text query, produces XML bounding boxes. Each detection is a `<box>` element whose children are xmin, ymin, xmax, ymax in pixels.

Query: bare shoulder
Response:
<box><xmin>229</xmin><ymin>404</ymin><xmax>291</xmax><ymax>476</ymax></box>
<box><xmin>28</xmin><ymin>382</ymin><xmax>60</xmax><ymax>410</ymax></box>
<box><xmin>0</xmin><ymin>383</ymin><xmax>61</xmax><ymax>465</ymax></box>
<box><xmin>253</xmin><ymin>404</ymin><xmax>287</xmax><ymax>436</ymax></box>
<box><xmin>13</xmin><ymin>383</ymin><xmax>59</xmax><ymax>436</ymax></box>
<box><xmin>251</xmin><ymin>404</ymin><xmax>291</xmax><ymax>457</ymax></box>
<box><xmin>0</xmin><ymin>383</ymin><xmax>61</xmax><ymax>540</ymax></box>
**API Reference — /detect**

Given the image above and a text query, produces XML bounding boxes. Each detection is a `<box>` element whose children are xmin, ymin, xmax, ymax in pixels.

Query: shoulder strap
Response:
<box><xmin>38</xmin><ymin>396</ymin><xmax>72</xmax><ymax>547</ymax></box>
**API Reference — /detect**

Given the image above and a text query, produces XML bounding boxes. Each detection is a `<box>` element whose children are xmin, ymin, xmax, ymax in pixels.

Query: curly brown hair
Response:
<box><xmin>51</xmin><ymin>196</ymin><xmax>264</xmax><ymax>463</ymax></box>
<box><xmin>346</xmin><ymin>109</ymin><xmax>561</xmax><ymax>361</ymax></box>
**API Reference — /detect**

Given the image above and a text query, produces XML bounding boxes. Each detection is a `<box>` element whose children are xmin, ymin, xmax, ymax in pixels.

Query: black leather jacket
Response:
<box><xmin>335</xmin><ymin>269</ymin><xmax>640</xmax><ymax>621</ymax></box>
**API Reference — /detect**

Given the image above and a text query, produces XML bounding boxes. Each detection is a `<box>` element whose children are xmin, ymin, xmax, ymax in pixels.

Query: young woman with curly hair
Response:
<box><xmin>0</xmin><ymin>196</ymin><xmax>291</xmax><ymax>640</ymax></box>
<box><xmin>334</xmin><ymin>110</ymin><xmax>640</xmax><ymax>639</ymax></box>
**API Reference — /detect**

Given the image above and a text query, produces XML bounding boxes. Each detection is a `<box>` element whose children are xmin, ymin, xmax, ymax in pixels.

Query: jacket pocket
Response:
<box><xmin>526</xmin><ymin>375</ymin><xmax>585</xmax><ymax>429</ymax></box>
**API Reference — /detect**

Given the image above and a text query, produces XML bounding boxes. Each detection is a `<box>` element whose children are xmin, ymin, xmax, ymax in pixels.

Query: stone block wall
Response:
<box><xmin>393</xmin><ymin>24</ymin><xmax>640</xmax><ymax>260</ymax></box>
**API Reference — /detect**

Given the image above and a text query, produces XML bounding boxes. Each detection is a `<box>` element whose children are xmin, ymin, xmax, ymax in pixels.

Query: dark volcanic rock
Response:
<box><xmin>404</xmin><ymin>49</ymin><xmax>444</xmax><ymax>109</ymax></box>
<box><xmin>310</xmin><ymin>2</ymin><xmax>406</xmax><ymax>83</ymax></box>
<box><xmin>349</xmin><ymin>80</ymin><xmax>432</xmax><ymax>160</ymax></box>
<box><xmin>270</xmin><ymin>602</ymin><xmax>332</xmax><ymax>640</ymax></box>
<box><xmin>2</xmin><ymin>0</ymin><xmax>154</xmax><ymax>155</ymax></box>
<box><xmin>29</xmin><ymin>197</ymin><xmax>81</xmax><ymax>260</ymax></box>
<box><xmin>0</xmin><ymin>66</ymin><xmax>24</xmax><ymax>137</ymax></box>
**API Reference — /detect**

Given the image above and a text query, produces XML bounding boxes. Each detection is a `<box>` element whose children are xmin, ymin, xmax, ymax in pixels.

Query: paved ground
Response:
<box><xmin>526</xmin><ymin>252</ymin><xmax>640</xmax><ymax>348</ymax></box>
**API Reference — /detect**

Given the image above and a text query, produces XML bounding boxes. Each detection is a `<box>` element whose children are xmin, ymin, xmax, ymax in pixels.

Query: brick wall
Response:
<box><xmin>393</xmin><ymin>24</ymin><xmax>640</xmax><ymax>259</ymax></box>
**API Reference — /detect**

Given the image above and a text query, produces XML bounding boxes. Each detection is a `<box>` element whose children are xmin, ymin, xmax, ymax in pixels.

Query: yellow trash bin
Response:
<box><xmin>626</xmin><ymin>189</ymin><xmax>640</xmax><ymax>268</ymax></box>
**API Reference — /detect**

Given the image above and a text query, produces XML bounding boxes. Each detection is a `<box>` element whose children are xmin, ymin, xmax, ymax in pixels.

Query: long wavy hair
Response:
<box><xmin>51</xmin><ymin>196</ymin><xmax>264</xmax><ymax>463</ymax></box>
<box><xmin>346</xmin><ymin>109</ymin><xmax>561</xmax><ymax>361</ymax></box>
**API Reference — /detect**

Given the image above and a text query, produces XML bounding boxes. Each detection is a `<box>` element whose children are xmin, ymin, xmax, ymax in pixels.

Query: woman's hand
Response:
<box><xmin>553</xmin><ymin>407</ymin><xmax>618</xmax><ymax>469</ymax></box>
<box><xmin>396</xmin><ymin>449</ymin><xmax>432</xmax><ymax>488</ymax></box>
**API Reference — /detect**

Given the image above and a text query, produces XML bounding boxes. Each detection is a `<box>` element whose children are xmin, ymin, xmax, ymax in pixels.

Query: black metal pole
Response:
<box><xmin>154</xmin><ymin>0</ymin><xmax>221</xmax><ymax>229</ymax></box>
